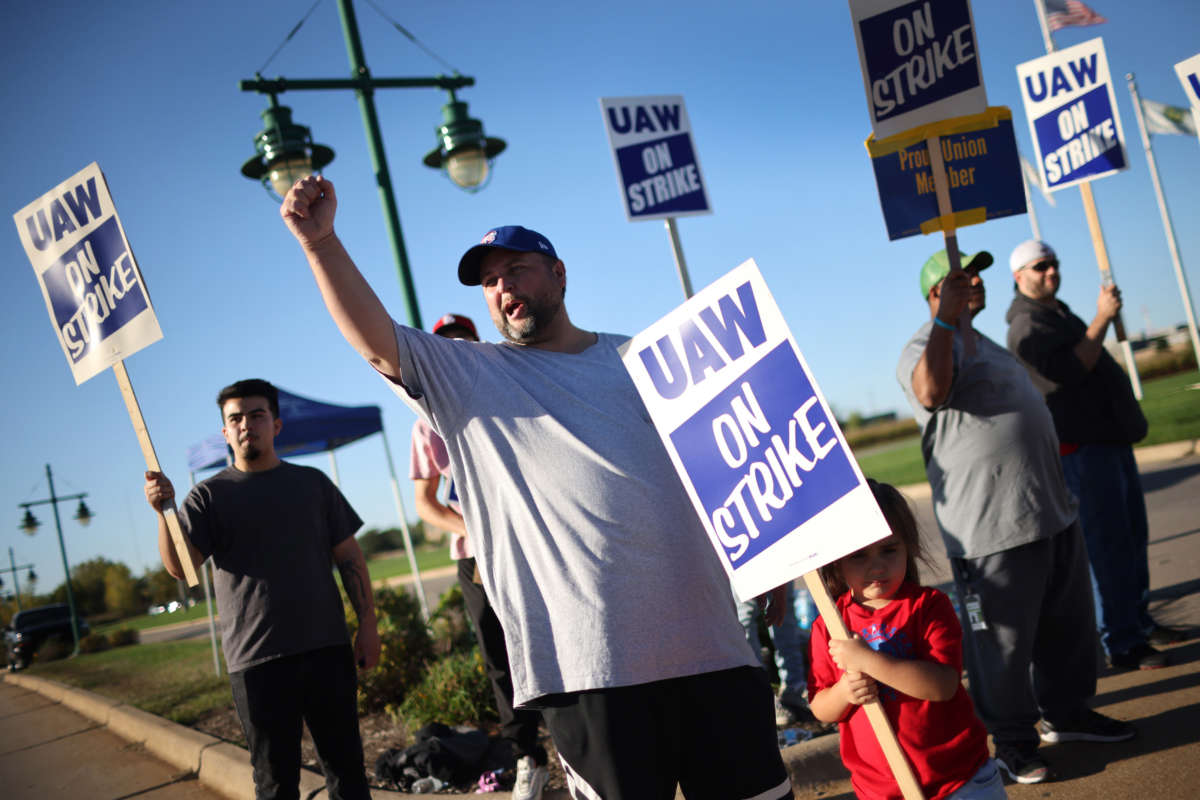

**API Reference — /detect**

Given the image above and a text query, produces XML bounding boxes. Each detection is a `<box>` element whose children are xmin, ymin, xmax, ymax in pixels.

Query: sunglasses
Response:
<box><xmin>1025</xmin><ymin>259</ymin><xmax>1059</xmax><ymax>273</ymax></box>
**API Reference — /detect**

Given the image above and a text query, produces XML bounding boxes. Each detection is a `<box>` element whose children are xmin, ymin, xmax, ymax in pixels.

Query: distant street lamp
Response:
<box><xmin>17</xmin><ymin>464</ymin><xmax>90</xmax><ymax>654</ymax></box>
<box><xmin>2</xmin><ymin>548</ymin><xmax>36</xmax><ymax>612</ymax></box>
<box><xmin>239</xmin><ymin>0</ymin><xmax>505</xmax><ymax>329</ymax></box>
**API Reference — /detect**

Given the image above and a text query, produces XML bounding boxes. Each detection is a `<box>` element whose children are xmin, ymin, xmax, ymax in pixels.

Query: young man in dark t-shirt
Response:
<box><xmin>144</xmin><ymin>378</ymin><xmax>378</xmax><ymax>800</ymax></box>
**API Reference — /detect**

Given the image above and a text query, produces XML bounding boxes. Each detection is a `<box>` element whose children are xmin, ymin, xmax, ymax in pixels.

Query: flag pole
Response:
<box><xmin>1033</xmin><ymin>0</ymin><xmax>1056</xmax><ymax>54</ymax></box>
<box><xmin>1126</xmin><ymin>72</ymin><xmax>1200</xmax><ymax>373</ymax></box>
<box><xmin>1021</xmin><ymin>163</ymin><xmax>1043</xmax><ymax>241</ymax></box>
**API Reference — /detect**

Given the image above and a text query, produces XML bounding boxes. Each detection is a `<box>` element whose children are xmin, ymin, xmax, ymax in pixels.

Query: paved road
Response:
<box><xmin>795</xmin><ymin>453</ymin><xmax>1200</xmax><ymax>799</ymax></box>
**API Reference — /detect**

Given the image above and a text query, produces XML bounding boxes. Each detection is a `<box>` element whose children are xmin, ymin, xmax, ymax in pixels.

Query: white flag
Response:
<box><xmin>1020</xmin><ymin>155</ymin><xmax>1056</xmax><ymax>207</ymax></box>
<box><xmin>1142</xmin><ymin>98</ymin><xmax>1198</xmax><ymax>136</ymax></box>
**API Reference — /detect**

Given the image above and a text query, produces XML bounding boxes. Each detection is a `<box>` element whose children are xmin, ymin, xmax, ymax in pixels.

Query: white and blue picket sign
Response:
<box><xmin>621</xmin><ymin>260</ymin><xmax>891</xmax><ymax>602</ymax></box>
<box><xmin>14</xmin><ymin>162</ymin><xmax>163</xmax><ymax>385</ymax></box>
<box><xmin>600</xmin><ymin>95</ymin><xmax>711</xmax><ymax>223</ymax></box>
<box><xmin>1017</xmin><ymin>37</ymin><xmax>1128</xmax><ymax>192</ymax></box>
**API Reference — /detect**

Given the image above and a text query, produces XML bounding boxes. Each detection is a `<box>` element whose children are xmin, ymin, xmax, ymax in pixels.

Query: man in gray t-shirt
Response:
<box><xmin>897</xmin><ymin>249</ymin><xmax>1132</xmax><ymax>786</ymax></box>
<box><xmin>281</xmin><ymin>176</ymin><xmax>792</xmax><ymax>800</ymax></box>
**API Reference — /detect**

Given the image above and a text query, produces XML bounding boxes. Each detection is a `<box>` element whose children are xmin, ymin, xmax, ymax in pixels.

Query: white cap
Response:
<box><xmin>1009</xmin><ymin>240</ymin><xmax>1056</xmax><ymax>273</ymax></box>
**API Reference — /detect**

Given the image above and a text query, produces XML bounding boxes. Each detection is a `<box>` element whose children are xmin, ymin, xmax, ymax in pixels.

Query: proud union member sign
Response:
<box><xmin>620</xmin><ymin>260</ymin><xmax>891</xmax><ymax>601</ymax></box>
<box><xmin>14</xmin><ymin>162</ymin><xmax>163</xmax><ymax>384</ymax></box>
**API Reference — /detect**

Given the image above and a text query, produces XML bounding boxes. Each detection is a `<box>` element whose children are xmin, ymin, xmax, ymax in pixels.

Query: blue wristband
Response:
<box><xmin>932</xmin><ymin>316</ymin><xmax>956</xmax><ymax>331</ymax></box>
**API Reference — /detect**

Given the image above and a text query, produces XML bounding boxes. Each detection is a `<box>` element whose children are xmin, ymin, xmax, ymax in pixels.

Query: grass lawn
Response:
<box><xmin>851</xmin><ymin>371</ymin><xmax>1200</xmax><ymax>488</ymax></box>
<box><xmin>28</xmin><ymin>640</ymin><xmax>230</xmax><ymax>725</ymax></box>
<box><xmin>92</xmin><ymin>546</ymin><xmax>455</xmax><ymax>635</ymax></box>
<box><xmin>93</xmin><ymin>602</ymin><xmax>214</xmax><ymax>636</ymax></box>
<box><xmin>366</xmin><ymin>546</ymin><xmax>455</xmax><ymax>583</ymax></box>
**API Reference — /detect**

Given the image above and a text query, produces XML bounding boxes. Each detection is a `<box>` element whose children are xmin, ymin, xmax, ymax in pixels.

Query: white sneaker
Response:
<box><xmin>513</xmin><ymin>755</ymin><xmax>549</xmax><ymax>800</ymax></box>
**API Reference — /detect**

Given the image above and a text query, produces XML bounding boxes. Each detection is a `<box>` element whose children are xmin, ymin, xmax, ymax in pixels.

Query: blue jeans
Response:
<box><xmin>945</xmin><ymin>760</ymin><xmax>1008</xmax><ymax>800</ymax></box>
<box><xmin>737</xmin><ymin>581</ymin><xmax>808</xmax><ymax>700</ymax></box>
<box><xmin>1061</xmin><ymin>443</ymin><xmax>1153</xmax><ymax>656</ymax></box>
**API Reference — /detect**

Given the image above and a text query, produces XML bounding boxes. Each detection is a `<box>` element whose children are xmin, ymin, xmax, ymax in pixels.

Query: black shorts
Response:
<box><xmin>538</xmin><ymin>666</ymin><xmax>792</xmax><ymax>800</ymax></box>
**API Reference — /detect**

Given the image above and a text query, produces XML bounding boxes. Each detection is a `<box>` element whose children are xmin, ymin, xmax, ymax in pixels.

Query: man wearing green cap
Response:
<box><xmin>897</xmin><ymin>249</ymin><xmax>1133</xmax><ymax>786</ymax></box>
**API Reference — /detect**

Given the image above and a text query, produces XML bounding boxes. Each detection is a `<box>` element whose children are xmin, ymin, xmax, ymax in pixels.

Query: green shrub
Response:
<box><xmin>37</xmin><ymin>633</ymin><xmax>72</xmax><ymax>663</ymax></box>
<box><xmin>348</xmin><ymin>588</ymin><xmax>434</xmax><ymax>714</ymax></box>
<box><xmin>109</xmin><ymin>628</ymin><xmax>140</xmax><ymax>647</ymax></box>
<box><xmin>78</xmin><ymin>632</ymin><xmax>112</xmax><ymax>654</ymax></box>
<box><xmin>429</xmin><ymin>583</ymin><xmax>474</xmax><ymax>656</ymax></box>
<box><xmin>397</xmin><ymin>648</ymin><xmax>495</xmax><ymax>729</ymax></box>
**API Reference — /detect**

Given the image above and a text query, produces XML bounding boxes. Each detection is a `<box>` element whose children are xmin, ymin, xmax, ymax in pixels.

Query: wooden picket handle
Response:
<box><xmin>1077</xmin><ymin>181</ymin><xmax>1143</xmax><ymax>399</ymax></box>
<box><xmin>926</xmin><ymin>135</ymin><xmax>975</xmax><ymax>358</ymax></box>
<box><xmin>803</xmin><ymin>569</ymin><xmax>926</xmax><ymax>800</ymax></box>
<box><xmin>1077</xmin><ymin>181</ymin><xmax>1127</xmax><ymax>341</ymax></box>
<box><xmin>113</xmin><ymin>360</ymin><xmax>199</xmax><ymax>587</ymax></box>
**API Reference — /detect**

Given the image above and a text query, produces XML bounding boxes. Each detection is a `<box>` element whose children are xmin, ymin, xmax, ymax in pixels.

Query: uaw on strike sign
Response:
<box><xmin>1017</xmin><ymin>38</ymin><xmax>1127</xmax><ymax>192</ymax></box>
<box><xmin>850</xmin><ymin>0</ymin><xmax>987</xmax><ymax>140</ymax></box>
<box><xmin>620</xmin><ymin>261</ymin><xmax>890</xmax><ymax>601</ymax></box>
<box><xmin>14</xmin><ymin>162</ymin><xmax>162</xmax><ymax>384</ymax></box>
<box><xmin>600</xmin><ymin>95</ymin><xmax>711</xmax><ymax>222</ymax></box>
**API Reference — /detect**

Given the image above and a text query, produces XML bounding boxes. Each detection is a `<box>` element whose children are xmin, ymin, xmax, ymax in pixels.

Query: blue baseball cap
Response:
<box><xmin>457</xmin><ymin>225</ymin><xmax>558</xmax><ymax>286</ymax></box>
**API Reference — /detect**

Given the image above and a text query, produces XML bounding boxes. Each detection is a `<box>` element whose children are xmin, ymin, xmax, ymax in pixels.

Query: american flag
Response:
<box><xmin>1044</xmin><ymin>0</ymin><xmax>1107</xmax><ymax>31</ymax></box>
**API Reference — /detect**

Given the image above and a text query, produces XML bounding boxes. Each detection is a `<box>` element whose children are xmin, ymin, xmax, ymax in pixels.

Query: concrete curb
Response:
<box><xmin>3</xmin><ymin>671</ymin><xmax>845</xmax><ymax>798</ymax></box>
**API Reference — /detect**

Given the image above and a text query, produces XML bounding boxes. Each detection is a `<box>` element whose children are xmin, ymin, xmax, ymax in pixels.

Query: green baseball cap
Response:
<box><xmin>919</xmin><ymin>249</ymin><xmax>993</xmax><ymax>299</ymax></box>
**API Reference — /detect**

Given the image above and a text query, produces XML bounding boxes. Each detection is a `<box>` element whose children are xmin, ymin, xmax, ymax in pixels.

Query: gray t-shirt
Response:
<box><xmin>896</xmin><ymin>321</ymin><xmax>1076</xmax><ymax>558</ymax></box>
<box><xmin>385</xmin><ymin>323</ymin><xmax>756</xmax><ymax>706</ymax></box>
<box><xmin>181</xmin><ymin>462</ymin><xmax>361</xmax><ymax>672</ymax></box>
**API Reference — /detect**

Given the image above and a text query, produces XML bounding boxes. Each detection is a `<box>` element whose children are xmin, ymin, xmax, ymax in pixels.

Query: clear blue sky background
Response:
<box><xmin>3</xmin><ymin>0</ymin><xmax>1198</xmax><ymax>591</ymax></box>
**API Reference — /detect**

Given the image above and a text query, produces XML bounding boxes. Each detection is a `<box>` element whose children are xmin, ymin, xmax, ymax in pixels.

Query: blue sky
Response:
<box><xmin>4</xmin><ymin>0</ymin><xmax>1198</xmax><ymax>590</ymax></box>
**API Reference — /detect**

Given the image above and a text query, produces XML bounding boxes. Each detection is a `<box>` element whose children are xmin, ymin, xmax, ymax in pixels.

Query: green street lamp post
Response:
<box><xmin>17</xmin><ymin>464</ymin><xmax>92</xmax><ymax>655</ymax></box>
<box><xmin>239</xmin><ymin>0</ymin><xmax>505</xmax><ymax>330</ymax></box>
<box><xmin>1</xmin><ymin>548</ymin><xmax>37</xmax><ymax>612</ymax></box>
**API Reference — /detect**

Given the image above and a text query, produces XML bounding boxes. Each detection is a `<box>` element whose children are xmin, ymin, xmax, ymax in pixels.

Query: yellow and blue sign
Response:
<box><xmin>1016</xmin><ymin>37</ymin><xmax>1127</xmax><ymax>192</ymax></box>
<box><xmin>866</xmin><ymin>107</ymin><xmax>1025</xmax><ymax>240</ymax></box>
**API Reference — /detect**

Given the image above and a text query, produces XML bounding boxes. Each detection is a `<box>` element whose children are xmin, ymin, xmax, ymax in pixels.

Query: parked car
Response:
<box><xmin>4</xmin><ymin>604</ymin><xmax>89</xmax><ymax>671</ymax></box>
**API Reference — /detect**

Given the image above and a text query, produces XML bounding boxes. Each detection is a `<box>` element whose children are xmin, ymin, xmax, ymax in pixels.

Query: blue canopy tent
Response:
<box><xmin>186</xmin><ymin>389</ymin><xmax>384</xmax><ymax>471</ymax></box>
<box><xmin>185</xmin><ymin>388</ymin><xmax>428</xmax><ymax>674</ymax></box>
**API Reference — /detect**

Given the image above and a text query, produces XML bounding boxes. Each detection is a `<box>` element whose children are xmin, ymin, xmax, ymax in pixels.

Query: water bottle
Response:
<box><xmin>794</xmin><ymin>586</ymin><xmax>818</xmax><ymax>630</ymax></box>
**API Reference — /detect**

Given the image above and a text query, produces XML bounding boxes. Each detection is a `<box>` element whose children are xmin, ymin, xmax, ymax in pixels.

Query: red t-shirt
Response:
<box><xmin>807</xmin><ymin>583</ymin><xmax>988</xmax><ymax>800</ymax></box>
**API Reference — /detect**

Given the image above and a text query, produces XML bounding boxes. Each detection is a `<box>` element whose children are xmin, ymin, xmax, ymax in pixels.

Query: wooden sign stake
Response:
<box><xmin>804</xmin><ymin>569</ymin><xmax>926</xmax><ymax>800</ymax></box>
<box><xmin>113</xmin><ymin>360</ymin><xmax>199</xmax><ymax>587</ymax></box>
<box><xmin>926</xmin><ymin>135</ymin><xmax>975</xmax><ymax>357</ymax></box>
<box><xmin>1078</xmin><ymin>181</ymin><xmax>1143</xmax><ymax>399</ymax></box>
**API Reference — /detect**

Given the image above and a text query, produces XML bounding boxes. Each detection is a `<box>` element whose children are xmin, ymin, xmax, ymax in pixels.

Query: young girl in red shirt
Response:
<box><xmin>808</xmin><ymin>480</ymin><xmax>1007</xmax><ymax>800</ymax></box>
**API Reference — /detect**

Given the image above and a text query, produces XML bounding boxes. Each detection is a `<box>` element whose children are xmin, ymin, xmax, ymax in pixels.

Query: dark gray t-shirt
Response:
<box><xmin>383</xmin><ymin>323</ymin><xmax>757</xmax><ymax>706</ymax></box>
<box><xmin>180</xmin><ymin>462</ymin><xmax>361</xmax><ymax>672</ymax></box>
<box><xmin>896</xmin><ymin>322</ymin><xmax>1076</xmax><ymax>558</ymax></box>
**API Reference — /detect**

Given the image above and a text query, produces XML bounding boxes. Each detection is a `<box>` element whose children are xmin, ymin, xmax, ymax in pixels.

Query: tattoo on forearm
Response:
<box><xmin>336</xmin><ymin>558</ymin><xmax>370</xmax><ymax>619</ymax></box>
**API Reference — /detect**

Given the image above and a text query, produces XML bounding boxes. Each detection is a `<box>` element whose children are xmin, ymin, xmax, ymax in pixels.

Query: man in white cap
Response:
<box><xmin>280</xmin><ymin>175</ymin><xmax>791</xmax><ymax>800</ymax></box>
<box><xmin>1005</xmin><ymin>240</ymin><xmax>1180</xmax><ymax>672</ymax></box>
<box><xmin>897</xmin><ymin>248</ymin><xmax>1133</xmax><ymax>786</ymax></box>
